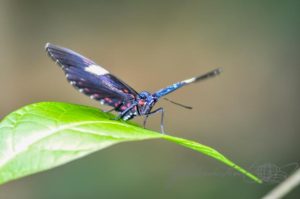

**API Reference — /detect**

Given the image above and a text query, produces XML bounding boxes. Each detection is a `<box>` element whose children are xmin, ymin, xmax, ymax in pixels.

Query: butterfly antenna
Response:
<box><xmin>163</xmin><ymin>98</ymin><xmax>193</xmax><ymax>109</ymax></box>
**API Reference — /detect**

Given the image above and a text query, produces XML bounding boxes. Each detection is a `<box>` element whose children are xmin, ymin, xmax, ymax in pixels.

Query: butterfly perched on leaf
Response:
<box><xmin>45</xmin><ymin>43</ymin><xmax>222</xmax><ymax>133</ymax></box>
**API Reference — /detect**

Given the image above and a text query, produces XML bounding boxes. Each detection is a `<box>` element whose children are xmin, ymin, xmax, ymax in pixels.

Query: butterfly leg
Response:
<box><xmin>143</xmin><ymin>115</ymin><xmax>149</xmax><ymax>129</ymax></box>
<box><xmin>143</xmin><ymin>107</ymin><xmax>165</xmax><ymax>134</ymax></box>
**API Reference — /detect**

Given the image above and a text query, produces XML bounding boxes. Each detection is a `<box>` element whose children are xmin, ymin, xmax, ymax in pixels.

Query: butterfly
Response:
<box><xmin>45</xmin><ymin>43</ymin><xmax>222</xmax><ymax>134</ymax></box>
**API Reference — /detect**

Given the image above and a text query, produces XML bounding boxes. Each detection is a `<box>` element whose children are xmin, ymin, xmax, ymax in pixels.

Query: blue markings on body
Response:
<box><xmin>154</xmin><ymin>82</ymin><xmax>186</xmax><ymax>98</ymax></box>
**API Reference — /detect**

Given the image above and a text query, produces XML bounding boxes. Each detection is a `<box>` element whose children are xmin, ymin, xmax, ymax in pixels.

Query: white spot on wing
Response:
<box><xmin>85</xmin><ymin>64</ymin><xmax>109</xmax><ymax>76</ymax></box>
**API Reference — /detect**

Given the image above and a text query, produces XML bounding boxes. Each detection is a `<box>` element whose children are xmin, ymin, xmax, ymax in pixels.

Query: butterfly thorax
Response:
<box><xmin>121</xmin><ymin>91</ymin><xmax>157</xmax><ymax>121</ymax></box>
<box><xmin>136</xmin><ymin>91</ymin><xmax>157</xmax><ymax>115</ymax></box>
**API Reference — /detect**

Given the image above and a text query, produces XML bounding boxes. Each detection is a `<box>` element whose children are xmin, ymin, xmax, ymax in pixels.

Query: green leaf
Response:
<box><xmin>0</xmin><ymin>102</ymin><xmax>262</xmax><ymax>184</ymax></box>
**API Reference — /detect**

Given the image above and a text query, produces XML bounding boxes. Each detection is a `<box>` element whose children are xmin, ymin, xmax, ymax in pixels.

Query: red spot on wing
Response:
<box><xmin>93</xmin><ymin>94</ymin><xmax>100</xmax><ymax>98</ymax></box>
<box><xmin>120</xmin><ymin>106</ymin><xmax>127</xmax><ymax>111</ymax></box>
<box><xmin>104</xmin><ymin>97</ymin><xmax>113</xmax><ymax>103</ymax></box>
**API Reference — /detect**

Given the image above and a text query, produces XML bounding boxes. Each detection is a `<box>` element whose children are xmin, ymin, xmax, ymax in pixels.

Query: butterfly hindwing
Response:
<box><xmin>45</xmin><ymin>43</ymin><xmax>138</xmax><ymax>109</ymax></box>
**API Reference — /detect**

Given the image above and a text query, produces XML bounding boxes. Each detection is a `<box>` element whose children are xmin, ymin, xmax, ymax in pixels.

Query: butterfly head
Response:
<box><xmin>137</xmin><ymin>91</ymin><xmax>158</xmax><ymax>115</ymax></box>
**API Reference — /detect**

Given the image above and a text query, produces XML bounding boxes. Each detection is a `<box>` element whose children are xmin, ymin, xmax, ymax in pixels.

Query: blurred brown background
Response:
<box><xmin>0</xmin><ymin>0</ymin><xmax>299</xmax><ymax>198</ymax></box>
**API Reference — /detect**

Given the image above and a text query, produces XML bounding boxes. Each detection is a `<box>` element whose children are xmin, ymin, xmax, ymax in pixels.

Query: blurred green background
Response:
<box><xmin>0</xmin><ymin>0</ymin><xmax>299</xmax><ymax>198</ymax></box>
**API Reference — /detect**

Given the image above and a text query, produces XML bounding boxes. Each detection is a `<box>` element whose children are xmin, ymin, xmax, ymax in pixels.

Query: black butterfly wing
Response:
<box><xmin>45</xmin><ymin>43</ymin><xmax>138</xmax><ymax>111</ymax></box>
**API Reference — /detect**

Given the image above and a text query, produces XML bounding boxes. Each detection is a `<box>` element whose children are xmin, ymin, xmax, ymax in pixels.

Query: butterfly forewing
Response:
<box><xmin>45</xmin><ymin>43</ymin><xmax>138</xmax><ymax>110</ymax></box>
